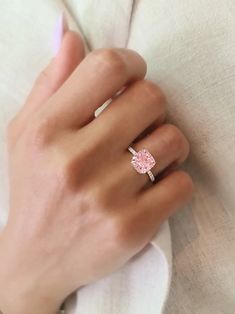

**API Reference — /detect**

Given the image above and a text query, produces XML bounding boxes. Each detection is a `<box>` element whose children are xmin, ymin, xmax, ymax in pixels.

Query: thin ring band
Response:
<box><xmin>128</xmin><ymin>146</ymin><xmax>156</xmax><ymax>183</ymax></box>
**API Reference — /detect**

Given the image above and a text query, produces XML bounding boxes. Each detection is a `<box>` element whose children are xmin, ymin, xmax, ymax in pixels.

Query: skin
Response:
<box><xmin>0</xmin><ymin>30</ymin><xmax>193</xmax><ymax>314</ymax></box>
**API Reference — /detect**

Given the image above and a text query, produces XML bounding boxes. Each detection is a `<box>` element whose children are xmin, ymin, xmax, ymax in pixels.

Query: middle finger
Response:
<box><xmin>118</xmin><ymin>123</ymin><xmax>190</xmax><ymax>193</ymax></box>
<box><xmin>86</xmin><ymin>79</ymin><xmax>166</xmax><ymax>151</ymax></box>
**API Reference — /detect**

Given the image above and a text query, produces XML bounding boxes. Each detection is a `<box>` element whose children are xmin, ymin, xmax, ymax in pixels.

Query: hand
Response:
<box><xmin>0</xmin><ymin>29</ymin><xmax>193</xmax><ymax>314</ymax></box>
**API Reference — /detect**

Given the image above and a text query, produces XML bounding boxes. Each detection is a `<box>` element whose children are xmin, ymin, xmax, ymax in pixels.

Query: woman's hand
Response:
<box><xmin>0</xmin><ymin>29</ymin><xmax>193</xmax><ymax>314</ymax></box>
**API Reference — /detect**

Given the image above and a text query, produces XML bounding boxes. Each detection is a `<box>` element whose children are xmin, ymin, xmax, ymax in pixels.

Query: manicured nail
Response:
<box><xmin>52</xmin><ymin>12</ymin><xmax>69</xmax><ymax>56</ymax></box>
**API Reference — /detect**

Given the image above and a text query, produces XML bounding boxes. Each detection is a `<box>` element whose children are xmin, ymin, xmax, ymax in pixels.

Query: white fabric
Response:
<box><xmin>0</xmin><ymin>1</ymin><xmax>235</xmax><ymax>313</ymax></box>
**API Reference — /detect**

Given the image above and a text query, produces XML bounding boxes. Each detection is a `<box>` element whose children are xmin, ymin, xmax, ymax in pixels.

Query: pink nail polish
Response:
<box><xmin>52</xmin><ymin>13</ymin><xmax>68</xmax><ymax>56</ymax></box>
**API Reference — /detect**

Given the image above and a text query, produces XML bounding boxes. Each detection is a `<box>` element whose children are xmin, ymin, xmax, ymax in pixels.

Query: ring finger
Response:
<box><xmin>120</xmin><ymin>123</ymin><xmax>190</xmax><ymax>192</ymax></box>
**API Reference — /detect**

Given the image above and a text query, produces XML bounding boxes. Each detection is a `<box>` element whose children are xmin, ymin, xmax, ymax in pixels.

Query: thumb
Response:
<box><xmin>24</xmin><ymin>15</ymin><xmax>85</xmax><ymax>115</ymax></box>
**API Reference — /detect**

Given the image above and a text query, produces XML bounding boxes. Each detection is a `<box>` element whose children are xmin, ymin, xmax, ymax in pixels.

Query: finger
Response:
<box><xmin>86</xmin><ymin>80</ymin><xmax>166</xmax><ymax>150</ymax></box>
<box><xmin>138</xmin><ymin>170</ymin><xmax>194</xmax><ymax>225</ymax></box>
<box><xmin>113</xmin><ymin>170</ymin><xmax>194</xmax><ymax>251</ymax></box>
<box><xmin>135</xmin><ymin>123</ymin><xmax>190</xmax><ymax>176</ymax></box>
<box><xmin>118</xmin><ymin>124</ymin><xmax>190</xmax><ymax>193</ymax></box>
<box><xmin>44</xmin><ymin>48</ymin><xmax>147</xmax><ymax>128</ymax></box>
<box><xmin>10</xmin><ymin>30</ymin><xmax>85</xmax><ymax>145</ymax></box>
<box><xmin>134</xmin><ymin>119</ymin><xmax>165</xmax><ymax>143</ymax></box>
<box><xmin>24</xmin><ymin>31</ymin><xmax>85</xmax><ymax>116</ymax></box>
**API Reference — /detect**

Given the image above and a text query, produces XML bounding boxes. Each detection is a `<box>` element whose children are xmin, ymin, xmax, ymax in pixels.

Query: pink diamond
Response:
<box><xmin>131</xmin><ymin>149</ymin><xmax>156</xmax><ymax>174</ymax></box>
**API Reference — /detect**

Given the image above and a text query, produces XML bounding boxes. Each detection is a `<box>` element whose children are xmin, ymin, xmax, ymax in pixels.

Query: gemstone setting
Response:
<box><xmin>131</xmin><ymin>149</ymin><xmax>156</xmax><ymax>174</ymax></box>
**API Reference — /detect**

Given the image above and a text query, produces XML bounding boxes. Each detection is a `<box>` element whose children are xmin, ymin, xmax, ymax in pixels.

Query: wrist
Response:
<box><xmin>0</xmin><ymin>232</ymin><xmax>60</xmax><ymax>314</ymax></box>
<box><xmin>0</xmin><ymin>277</ymin><xmax>59</xmax><ymax>314</ymax></box>
<box><xmin>0</xmin><ymin>298</ymin><xmax>58</xmax><ymax>314</ymax></box>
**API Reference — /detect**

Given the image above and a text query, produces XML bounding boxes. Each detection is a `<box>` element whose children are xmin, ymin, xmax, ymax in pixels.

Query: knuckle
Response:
<box><xmin>54</xmin><ymin>145</ymin><xmax>88</xmax><ymax>190</ymax></box>
<box><xmin>91</xmin><ymin>48</ymin><xmax>127</xmax><ymax>75</ymax></box>
<box><xmin>110</xmin><ymin>218</ymin><xmax>131</xmax><ymax>248</ymax></box>
<box><xmin>140</xmin><ymin>80</ymin><xmax>166</xmax><ymax>105</ymax></box>
<box><xmin>136</xmin><ymin>80</ymin><xmax>167</xmax><ymax>116</ymax></box>
<box><xmin>163</xmin><ymin>124</ymin><xmax>187</xmax><ymax>153</ymax></box>
<box><xmin>25</xmin><ymin>117</ymin><xmax>55</xmax><ymax>150</ymax></box>
<box><xmin>175</xmin><ymin>171</ymin><xmax>194</xmax><ymax>195</ymax></box>
<box><xmin>55</xmin><ymin>159</ymin><xmax>74</xmax><ymax>188</ymax></box>
<box><xmin>30</xmin><ymin>124</ymin><xmax>49</xmax><ymax>148</ymax></box>
<box><xmin>52</xmin><ymin>148</ymin><xmax>81</xmax><ymax>190</ymax></box>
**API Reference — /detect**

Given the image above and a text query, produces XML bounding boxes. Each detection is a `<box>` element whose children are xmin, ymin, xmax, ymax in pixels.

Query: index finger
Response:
<box><xmin>43</xmin><ymin>48</ymin><xmax>147</xmax><ymax>128</ymax></box>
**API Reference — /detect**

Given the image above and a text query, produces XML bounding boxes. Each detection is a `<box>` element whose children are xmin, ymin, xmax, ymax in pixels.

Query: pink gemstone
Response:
<box><xmin>131</xmin><ymin>149</ymin><xmax>156</xmax><ymax>174</ymax></box>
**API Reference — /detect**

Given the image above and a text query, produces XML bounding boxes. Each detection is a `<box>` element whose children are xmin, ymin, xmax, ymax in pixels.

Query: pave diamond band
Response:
<box><xmin>128</xmin><ymin>146</ymin><xmax>156</xmax><ymax>183</ymax></box>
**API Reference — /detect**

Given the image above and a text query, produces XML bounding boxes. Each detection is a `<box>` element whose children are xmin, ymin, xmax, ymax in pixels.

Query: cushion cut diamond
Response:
<box><xmin>131</xmin><ymin>149</ymin><xmax>156</xmax><ymax>174</ymax></box>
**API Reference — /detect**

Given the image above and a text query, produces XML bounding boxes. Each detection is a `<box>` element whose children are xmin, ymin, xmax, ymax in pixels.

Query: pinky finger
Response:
<box><xmin>138</xmin><ymin>170</ymin><xmax>194</xmax><ymax>224</ymax></box>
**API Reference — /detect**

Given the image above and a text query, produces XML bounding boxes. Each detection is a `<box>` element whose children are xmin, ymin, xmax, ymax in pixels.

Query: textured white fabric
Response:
<box><xmin>0</xmin><ymin>1</ymin><xmax>235</xmax><ymax>313</ymax></box>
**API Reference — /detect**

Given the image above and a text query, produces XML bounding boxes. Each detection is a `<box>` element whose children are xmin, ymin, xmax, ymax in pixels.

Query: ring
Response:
<box><xmin>128</xmin><ymin>146</ymin><xmax>156</xmax><ymax>183</ymax></box>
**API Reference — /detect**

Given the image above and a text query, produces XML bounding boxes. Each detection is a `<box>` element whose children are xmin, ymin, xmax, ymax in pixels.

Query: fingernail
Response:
<box><xmin>52</xmin><ymin>12</ymin><xmax>69</xmax><ymax>56</ymax></box>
